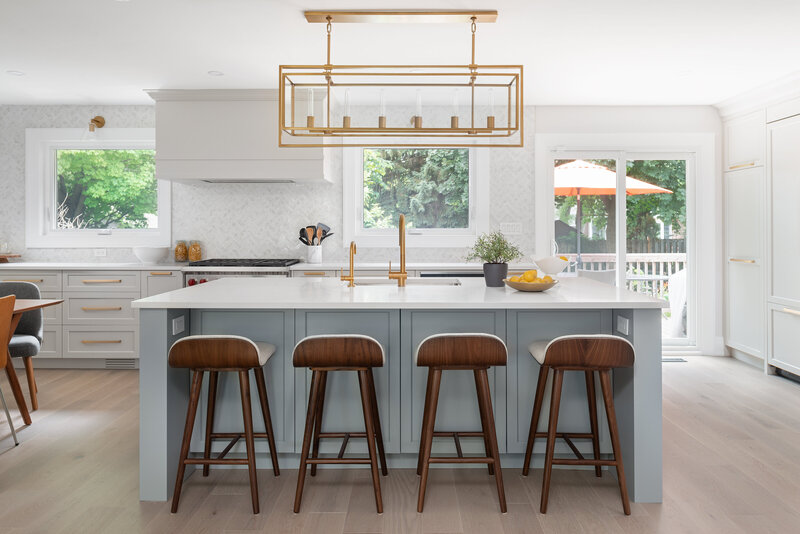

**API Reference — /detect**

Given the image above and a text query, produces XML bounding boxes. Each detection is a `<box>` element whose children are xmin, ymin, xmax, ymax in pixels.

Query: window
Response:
<box><xmin>25</xmin><ymin>128</ymin><xmax>170</xmax><ymax>248</ymax></box>
<box><xmin>343</xmin><ymin>147</ymin><xmax>488</xmax><ymax>247</ymax></box>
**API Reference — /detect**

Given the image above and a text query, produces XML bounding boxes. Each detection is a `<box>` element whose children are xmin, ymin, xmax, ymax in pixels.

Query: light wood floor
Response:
<box><xmin>0</xmin><ymin>357</ymin><xmax>799</xmax><ymax>533</ymax></box>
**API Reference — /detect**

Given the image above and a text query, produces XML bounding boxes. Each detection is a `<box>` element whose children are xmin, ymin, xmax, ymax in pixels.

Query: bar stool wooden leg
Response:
<box><xmin>310</xmin><ymin>371</ymin><xmax>328</xmax><ymax>477</ymax></box>
<box><xmin>171</xmin><ymin>370</ymin><xmax>203</xmax><ymax>513</ymax></box>
<box><xmin>416</xmin><ymin>370</ymin><xmax>434</xmax><ymax>476</ymax></box>
<box><xmin>417</xmin><ymin>368</ymin><xmax>442</xmax><ymax>513</ymax></box>
<box><xmin>294</xmin><ymin>370</ymin><xmax>321</xmax><ymax>513</ymax></box>
<box><xmin>238</xmin><ymin>370</ymin><xmax>259</xmax><ymax>514</ymax></box>
<box><xmin>202</xmin><ymin>371</ymin><xmax>218</xmax><ymax>477</ymax></box>
<box><xmin>254</xmin><ymin>366</ymin><xmax>280</xmax><ymax>477</ymax></box>
<box><xmin>474</xmin><ymin>369</ymin><xmax>494</xmax><ymax>476</ymax></box>
<box><xmin>23</xmin><ymin>357</ymin><xmax>37</xmax><ymax>411</ymax></box>
<box><xmin>367</xmin><ymin>369</ymin><xmax>388</xmax><ymax>476</ymax></box>
<box><xmin>540</xmin><ymin>368</ymin><xmax>564</xmax><ymax>514</ymax></box>
<box><xmin>599</xmin><ymin>370</ymin><xmax>631</xmax><ymax>515</ymax></box>
<box><xmin>585</xmin><ymin>370</ymin><xmax>602</xmax><ymax>478</ymax></box>
<box><xmin>358</xmin><ymin>369</ymin><xmax>383</xmax><ymax>513</ymax></box>
<box><xmin>476</xmin><ymin>369</ymin><xmax>506</xmax><ymax>513</ymax></box>
<box><xmin>522</xmin><ymin>364</ymin><xmax>549</xmax><ymax>476</ymax></box>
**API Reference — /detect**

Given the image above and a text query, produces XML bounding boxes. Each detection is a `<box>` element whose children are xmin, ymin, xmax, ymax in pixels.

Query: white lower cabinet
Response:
<box><xmin>726</xmin><ymin>261</ymin><xmax>764</xmax><ymax>357</ymax></box>
<box><xmin>769</xmin><ymin>304</ymin><xmax>800</xmax><ymax>375</ymax></box>
<box><xmin>39</xmin><ymin>327</ymin><xmax>63</xmax><ymax>359</ymax></box>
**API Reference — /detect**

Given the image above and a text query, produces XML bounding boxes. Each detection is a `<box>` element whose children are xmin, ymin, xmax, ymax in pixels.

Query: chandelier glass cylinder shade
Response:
<box><xmin>278</xmin><ymin>11</ymin><xmax>523</xmax><ymax>148</ymax></box>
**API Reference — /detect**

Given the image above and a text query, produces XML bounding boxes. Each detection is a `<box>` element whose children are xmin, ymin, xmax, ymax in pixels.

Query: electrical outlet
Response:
<box><xmin>94</xmin><ymin>248</ymin><xmax>107</xmax><ymax>257</ymax></box>
<box><xmin>499</xmin><ymin>222</ymin><xmax>523</xmax><ymax>235</ymax></box>
<box><xmin>172</xmin><ymin>316</ymin><xmax>185</xmax><ymax>336</ymax></box>
<box><xmin>616</xmin><ymin>316</ymin><xmax>630</xmax><ymax>336</ymax></box>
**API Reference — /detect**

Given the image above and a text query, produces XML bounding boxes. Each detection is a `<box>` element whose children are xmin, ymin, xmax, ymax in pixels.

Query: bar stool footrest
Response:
<box><xmin>428</xmin><ymin>457</ymin><xmax>494</xmax><ymax>464</ymax></box>
<box><xmin>430</xmin><ymin>430</ymin><xmax>487</xmax><ymax>458</ymax></box>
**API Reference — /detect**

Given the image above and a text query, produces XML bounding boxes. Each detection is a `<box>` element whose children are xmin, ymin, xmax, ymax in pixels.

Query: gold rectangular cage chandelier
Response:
<box><xmin>278</xmin><ymin>10</ymin><xmax>523</xmax><ymax>148</ymax></box>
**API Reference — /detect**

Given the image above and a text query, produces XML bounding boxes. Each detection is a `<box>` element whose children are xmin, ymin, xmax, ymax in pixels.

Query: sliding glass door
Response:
<box><xmin>551</xmin><ymin>152</ymin><xmax>695</xmax><ymax>345</ymax></box>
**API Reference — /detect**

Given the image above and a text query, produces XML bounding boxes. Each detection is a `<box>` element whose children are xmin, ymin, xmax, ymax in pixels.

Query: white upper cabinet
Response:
<box><xmin>769</xmin><ymin>114</ymin><xmax>800</xmax><ymax>305</ymax></box>
<box><xmin>724</xmin><ymin>110</ymin><xmax>766</xmax><ymax>171</ymax></box>
<box><xmin>147</xmin><ymin>89</ymin><xmax>328</xmax><ymax>183</ymax></box>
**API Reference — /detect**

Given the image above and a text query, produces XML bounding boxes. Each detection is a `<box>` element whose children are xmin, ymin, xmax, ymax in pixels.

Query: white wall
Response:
<box><xmin>0</xmin><ymin>104</ymin><xmax>536</xmax><ymax>264</ymax></box>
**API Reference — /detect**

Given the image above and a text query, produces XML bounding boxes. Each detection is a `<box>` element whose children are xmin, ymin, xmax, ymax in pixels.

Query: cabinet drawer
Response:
<box><xmin>0</xmin><ymin>271</ymin><xmax>61</xmax><ymax>292</ymax></box>
<box><xmin>294</xmin><ymin>270</ymin><xmax>339</xmax><ymax>277</ymax></box>
<box><xmin>142</xmin><ymin>270</ymin><xmax>183</xmax><ymax>297</ymax></box>
<box><xmin>770</xmin><ymin>305</ymin><xmax>800</xmax><ymax>375</ymax></box>
<box><xmin>63</xmin><ymin>271</ymin><xmax>141</xmax><ymax>292</ymax></box>
<box><xmin>64</xmin><ymin>295</ymin><xmax>138</xmax><ymax>325</ymax></box>
<box><xmin>41</xmin><ymin>291</ymin><xmax>62</xmax><ymax>325</ymax></box>
<box><xmin>63</xmin><ymin>327</ymin><xmax>137</xmax><ymax>359</ymax></box>
<box><xmin>39</xmin><ymin>327</ymin><xmax>63</xmax><ymax>358</ymax></box>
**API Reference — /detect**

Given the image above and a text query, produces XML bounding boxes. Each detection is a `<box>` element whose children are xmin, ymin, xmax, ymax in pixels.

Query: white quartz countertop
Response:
<box><xmin>0</xmin><ymin>262</ymin><xmax>184</xmax><ymax>271</ymax></box>
<box><xmin>288</xmin><ymin>262</ymin><xmax>539</xmax><ymax>272</ymax></box>
<box><xmin>132</xmin><ymin>276</ymin><xmax>666</xmax><ymax>310</ymax></box>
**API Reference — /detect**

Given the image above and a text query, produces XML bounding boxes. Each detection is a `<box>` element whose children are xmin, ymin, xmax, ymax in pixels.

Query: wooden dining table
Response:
<box><xmin>3</xmin><ymin>299</ymin><xmax>63</xmax><ymax>426</ymax></box>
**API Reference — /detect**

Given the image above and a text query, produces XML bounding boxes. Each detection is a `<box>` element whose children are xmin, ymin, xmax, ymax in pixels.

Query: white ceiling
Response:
<box><xmin>2</xmin><ymin>0</ymin><xmax>799</xmax><ymax>106</ymax></box>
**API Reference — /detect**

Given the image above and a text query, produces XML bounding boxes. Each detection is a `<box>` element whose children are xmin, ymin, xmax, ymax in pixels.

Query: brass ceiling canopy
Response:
<box><xmin>278</xmin><ymin>10</ymin><xmax>523</xmax><ymax>148</ymax></box>
<box><xmin>88</xmin><ymin>115</ymin><xmax>105</xmax><ymax>132</ymax></box>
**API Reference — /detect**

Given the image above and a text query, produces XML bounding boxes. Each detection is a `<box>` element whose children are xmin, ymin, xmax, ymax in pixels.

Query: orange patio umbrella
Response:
<box><xmin>554</xmin><ymin>160</ymin><xmax>672</xmax><ymax>265</ymax></box>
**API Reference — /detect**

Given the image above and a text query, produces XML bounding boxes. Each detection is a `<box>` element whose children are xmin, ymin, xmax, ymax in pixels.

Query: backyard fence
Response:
<box><xmin>563</xmin><ymin>253</ymin><xmax>687</xmax><ymax>298</ymax></box>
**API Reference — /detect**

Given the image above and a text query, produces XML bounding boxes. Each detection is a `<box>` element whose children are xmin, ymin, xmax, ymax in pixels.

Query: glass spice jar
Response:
<box><xmin>174</xmin><ymin>241</ymin><xmax>188</xmax><ymax>262</ymax></box>
<box><xmin>188</xmin><ymin>241</ymin><xmax>203</xmax><ymax>262</ymax></box>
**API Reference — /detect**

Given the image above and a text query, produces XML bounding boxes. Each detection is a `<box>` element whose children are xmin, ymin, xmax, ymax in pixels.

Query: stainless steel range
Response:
<box><xmin>183</xmin><ymin>258</ymin><xmax>300</xmax><ymax>286</ymax></box>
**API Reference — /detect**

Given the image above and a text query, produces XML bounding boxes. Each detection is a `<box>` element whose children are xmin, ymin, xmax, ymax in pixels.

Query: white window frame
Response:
<box><xmin>25</xmin><ymin>128</ymin><xmax>171</xmax><ymax>248</ymax></box>
<box><xmin>342</xmin><ymin>146</ymin><xmax>489</xmax><ymax>248</ymax></box>
<box><xmin>535</xmin><ymin>132</ymin><xmax>719</xmax><ymax>356</ymax></box>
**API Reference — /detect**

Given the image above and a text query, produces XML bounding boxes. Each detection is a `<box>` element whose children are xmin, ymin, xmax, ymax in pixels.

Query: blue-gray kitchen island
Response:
<box><xmin>133</xmin><ymin>276</ymin><xmax>665</xmax><ymax>504</ymax></box>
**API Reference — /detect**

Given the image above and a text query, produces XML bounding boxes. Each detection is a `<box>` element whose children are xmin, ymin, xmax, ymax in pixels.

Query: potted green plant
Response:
<box><xmin>466</xmin><ymin>231</ymin><xmax>523</xmax><ymax>287</ymax></box>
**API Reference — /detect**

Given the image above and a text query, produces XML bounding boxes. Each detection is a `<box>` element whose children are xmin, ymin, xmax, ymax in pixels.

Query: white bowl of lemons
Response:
<box><xmin>504</xmin><ymin>269</ymin><xmax>558</xmax><ymax>292</ymax></box>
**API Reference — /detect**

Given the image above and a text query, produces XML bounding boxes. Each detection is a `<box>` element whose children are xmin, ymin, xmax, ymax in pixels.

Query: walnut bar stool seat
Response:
<box><xmin>522</xmin><ymin>334</ymin><xmax>634</xmax><ymax>515</ymax></box>
<box><xmin>293</xmin><ymin>335</ymin><xmax>388</xmax><ymax>514</ymax></box>
<box><xmin>415</xmin><ymin>333</ymin><xmax>508</xmax><ymax>514</ymax></box>
<box><xmin>169</xmin><ymin>335</ymin><xmax>280</xmax><ymax>515</ymax></box>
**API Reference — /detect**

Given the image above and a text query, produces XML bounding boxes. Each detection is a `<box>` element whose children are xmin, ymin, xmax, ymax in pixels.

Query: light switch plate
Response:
<box><xmin>172</xmin><ymin>315</ymin><xmax>185</xmax><ymax>336</ymax></box>
<box><xmin>616</xmin><ymin>316</ymin><xmax>630</xmax><ymax>336</ymax></box>
<box><xmin>499</xmin><ymin>222</ymin><xmax>523</xmax><ymax>235</ymax></box>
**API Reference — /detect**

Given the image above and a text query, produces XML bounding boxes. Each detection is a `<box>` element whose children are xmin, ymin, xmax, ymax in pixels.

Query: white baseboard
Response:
<box><xmin>729</xmin><ymin>348</ymin><xmax>764</xmax><ymax>369</ymax></box>
<box><xmin>12</xmin><ymin>358</ymin><xmax>138</xmax><ymax>370</ymax></box>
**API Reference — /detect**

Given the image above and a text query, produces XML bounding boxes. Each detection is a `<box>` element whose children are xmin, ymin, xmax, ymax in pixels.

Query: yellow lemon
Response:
<box><xmin>559</xmin><ymin>255</ymin><xmax>568</xmax><ymax>261</ymax></box>
<box><xmin>509</xmin><ymin>275</ymin><xmax>521</xmax><ymax>282</ymax></box>
<box><xmin>523</xmin><ymin>270</ymin><xmax>537</xmax><ymax>282</ymax></box>
<box><xmin>543</xmin><ymin>275</ymin><xmax>554</xmax><ymax>282</ymax></box>
<box><xmin>534</xmin><ymin>277</ymin><xmax>544</xmax><ymax>283</ymax></box>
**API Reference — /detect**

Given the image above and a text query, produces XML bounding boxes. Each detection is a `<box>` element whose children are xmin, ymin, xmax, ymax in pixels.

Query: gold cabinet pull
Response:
<box><xmin>782</xmin><ymin>307</ymin><xmax>800</xmax><ymax>317</ymax></box>
<box><xmin>81</xmin><ymin>339</ymin><xmax>123</xmax><ymax>344</ymax></box>
<box><xmin>81</xmin><ymin>306</ymin><xmax>123</xmax><ymax>311</ymax></box>
<box><xmin>82</xmin><ymin>279</ymin><xmax>122</xmax><ymax>284</ymax></box>
<box><xmin>303</xmin><ymin>271</ymin><xmax>327</xmax><ymax>276</ymax></box>
<box><xmin>729</xmin><ymin>162</ymin><xmax>756</xmax><ymax>170</ymax></box>
<box><xmin>729</xmin><ymin>258</ymin><xmax>756</xmax><ymax>263</ymax></box>
<box><xmin>149</xmin><ymin>271</ymin><xmax>173</xmax><ymax>276</ymax></box>
<box><xmin>3</xmin><ymin>279</ymin><xmax>44</xmax><ymax>283</ymax></box>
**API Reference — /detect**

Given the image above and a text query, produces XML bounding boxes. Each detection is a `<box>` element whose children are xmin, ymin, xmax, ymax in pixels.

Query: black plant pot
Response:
<box><xmin>483</xmin><ymin>263</ymin><xmax>508</xmax><ymax>287</ymax></box>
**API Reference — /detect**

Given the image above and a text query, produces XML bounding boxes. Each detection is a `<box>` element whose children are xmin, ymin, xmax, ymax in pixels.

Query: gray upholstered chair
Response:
<box><xmin>0</xmin><ymin>282</ymin><xmax>43</xmax><ymax>411</ymax></box>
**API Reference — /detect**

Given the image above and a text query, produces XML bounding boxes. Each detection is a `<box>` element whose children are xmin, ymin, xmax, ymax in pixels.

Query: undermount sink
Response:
<box><xmin>348</xmin><ymin>277</ymin><xmax>461</xmax><ymax>287</ymax></box>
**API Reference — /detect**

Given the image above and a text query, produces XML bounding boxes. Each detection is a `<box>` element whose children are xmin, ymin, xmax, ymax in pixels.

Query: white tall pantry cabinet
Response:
<box><xmin>723</xmin><ymin>96</ymin><xmax>800</xmax><ymax>376</ymax></box>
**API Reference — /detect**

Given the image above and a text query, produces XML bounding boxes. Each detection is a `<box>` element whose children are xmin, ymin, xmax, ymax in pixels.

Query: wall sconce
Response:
<box><xmin>89</xmin><ymin>116</ymin><xmax>105</xmax><ymax>132</ymax></box>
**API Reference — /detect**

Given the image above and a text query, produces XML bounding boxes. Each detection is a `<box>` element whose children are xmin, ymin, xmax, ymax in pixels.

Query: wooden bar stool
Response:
<box><xmin>522</xmin><ymin>334</ymin><xmax>634</xmax><ymax>515</ymax></box>
<box><xmin>169</xmin><ymin>335</ymin><xmax>280</xmax><ymax>514</ymax></box>
<box><xmin>293</xmin><ymin>335</ymin><xmax>388</xmax><ymax>514</ymax></box>
<box><xmin>415</xmin><ymin>333</ymin><xmax>507</xmax><ymax>513</ymax></box>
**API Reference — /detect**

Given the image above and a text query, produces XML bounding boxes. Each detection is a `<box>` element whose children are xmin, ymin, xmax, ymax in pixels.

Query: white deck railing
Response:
<box><xmin>562</xmin><ymin>253</ymin><xmax>687</xmax><ymax>298</ymax></box>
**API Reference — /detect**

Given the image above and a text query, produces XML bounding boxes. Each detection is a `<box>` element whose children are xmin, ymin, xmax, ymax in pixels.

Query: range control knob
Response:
<box><xmin>187</xmin><ymin>278</ymin><xmax>197</xmax><ymax>286</ymax></box>
<box><xmin>198</xmin><ymin>278</ymin><xmax>208</xmax><ymax>284</ymax></box>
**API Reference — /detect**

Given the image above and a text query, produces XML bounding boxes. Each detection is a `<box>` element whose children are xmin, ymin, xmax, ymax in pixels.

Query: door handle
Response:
<box><xmin>81</xmin><ymin>306</ymin><xmax>123</xmax><ymax>311</ymax></box>
<box><xmin>82</xmin><ymin>279</ymin><xmax>122</xmax><ymax>283</ymax></box>
<box><xmin>782</xmin><ymin>308</ymin><xmax>800</xmax><ymax>317</ymax></box>
<box><xmin>729</xmin><ymin>258</ymin><xmax>755</xmax><ymax>264</ymax></box>
<box><xmin>81</xmin><ymin>339</ymin><xmax>123</xmax><ymax>344</ymax></box>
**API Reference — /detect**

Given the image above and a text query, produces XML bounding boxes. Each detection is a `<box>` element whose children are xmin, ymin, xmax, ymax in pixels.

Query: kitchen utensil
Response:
<box><xmin>320</xmin><ymin>232</ymin><xmax>334</xmax><ymax>243</ymax></box>
<box><xmin>299</xmin><ymin>228</ymin><xmax>310</xmax><ymax>245</ymax></box>
<box><xmin>503</xmin><ymin>278</ymin><xmax>558</xmax><ymax>292</ymax></box>
<box><xmin>315</xmin><ymin>227</ymin><xmax>323</xmax><ymax>245</ymax></box>
<box><xmin>305</xmin><ymin>227</ymin><xmax>315</xmax><ymax>245</ymax></box>
<box><xmin>317</xmin><ymin>222</ymin><xmax>331</xmax><ymax>234</ymax></box>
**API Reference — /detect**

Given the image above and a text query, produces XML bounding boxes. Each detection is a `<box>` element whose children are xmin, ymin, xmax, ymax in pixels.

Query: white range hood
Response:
<box><xmin>146</xmin><ymin>89</ymin><xmax>329</xmax><ymax>183</ymax></box>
